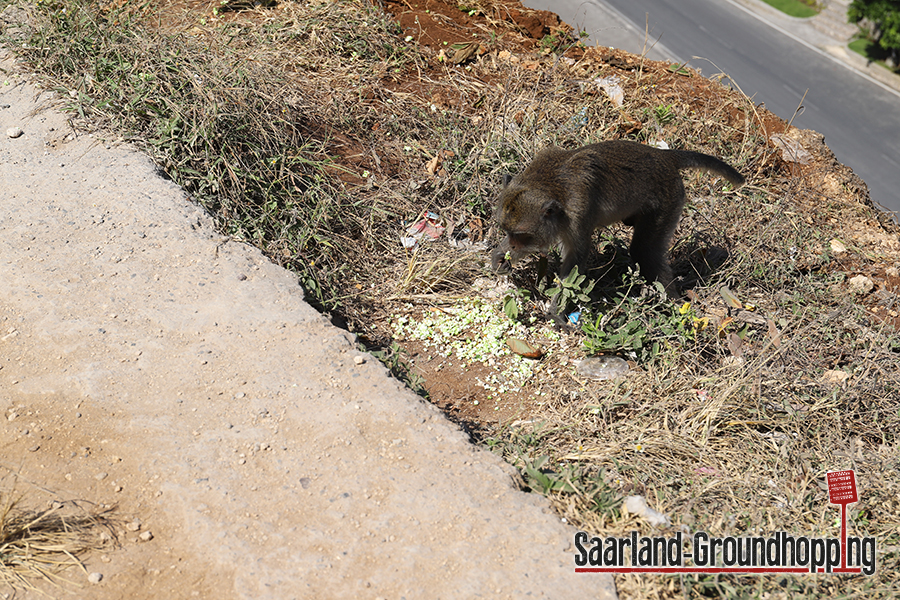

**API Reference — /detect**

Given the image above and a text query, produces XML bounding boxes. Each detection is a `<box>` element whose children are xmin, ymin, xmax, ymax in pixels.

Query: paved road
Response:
<box><xmin>525</xmin><ymin>0</ymin><xmax>900</xmax><ymax>215</ymax></box>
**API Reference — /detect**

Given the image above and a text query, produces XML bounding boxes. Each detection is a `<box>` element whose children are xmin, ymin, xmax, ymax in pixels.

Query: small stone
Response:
<box><xmin>830</xmin><ymin>239</ymin><xmax>847</xmax><ymax>254</ymax></box>
<box><xmin>7</xmin><ymin>413</ymin><xmax>17</xmax><ymax>421</ymax></box>
<box><xmin>94</xmin><ymin>472</ymin><xmax>108</xmax><ymax>481</ymax></box>
<box><xmin>848</xmin><ymin>275</ymin><xmax>874</xmax><ymax>295</ymax></box>
<box><xmin>822</xmin><ymin>370</ymin><xmax>850</xmax><ymax>386</ymax></box>
<box><xmin>126</xmin><ymin>519</ymin><xmax>141</xmax><ymax>532</ymax></box>
<box><xmin>887</xmin><ymin>266</ymin><xmax>899</xmax><ymax>278</ymax></box>
<box><xmin>139</xmin><ymin>530</ymin><xmax>154</xmax><ymax>542</ymax></box>
<box><xmin>6</xmin><ymin>126</ymin><xmax>22</xmax><ymax>138</ymax></box>
<box><xmin>87</xmin><ymin>572</ymin><xmax>103</xmax><ymax>584</ymax></box>
<box><xmin>353</xmin><ymin>355</ymin><xmax>366</xmax><ymax>365</ymax></box>
<box><xmin>28</xmin><ymin>445</ymin><xmax>40</xmax><ymax>452</ymax></box>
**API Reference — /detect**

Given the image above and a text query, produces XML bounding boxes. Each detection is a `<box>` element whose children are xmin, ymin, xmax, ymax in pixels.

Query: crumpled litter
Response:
<box><xmin>594</xmin><ymin>75</ymin><xmax>624</xmax><ymax>107</ymax></box>
<box><xmin>574</xmin><ymin>356</ymin><xmax>629</xmax><ymax>380</ymax></box>
<box><xmin>623</xmin><ymin>495</ymin><xmax>671</xmax><ymax>527</ymax></box>
<box><xmin>770</xmin><ymin>133</ymin><xmax>812</xmax><ymax>165</ymax></box>
<box><xmin>401</xmin><ymin>211</ymin><xmax>445</xmax><ymax>249</ymax></box>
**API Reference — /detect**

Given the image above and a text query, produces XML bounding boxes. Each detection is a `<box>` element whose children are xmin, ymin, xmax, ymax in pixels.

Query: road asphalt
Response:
<box><xmin>524</xmin><ymin>0</ymin><xmax>900</xmax><ymax>215</ymax></box>
<box><xmin>730</xmin><ymin>0</ymin><xmax>900</xmax><ymax>96</ymax></box>
<box><xmin>526</xmin><ymin>0</ymin><xmax>900</xmax><ymax>94</ymax></box>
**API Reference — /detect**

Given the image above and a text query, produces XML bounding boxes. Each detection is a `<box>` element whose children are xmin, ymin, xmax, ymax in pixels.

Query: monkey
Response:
<box><xmin>491</xmin><ymin>140</ymin><xmax>744</xmax><ymax>304</ymax></box>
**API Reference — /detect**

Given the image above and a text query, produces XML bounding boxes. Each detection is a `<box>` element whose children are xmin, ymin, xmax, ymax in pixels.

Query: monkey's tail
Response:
<box><xmin>675</xmin><ymin>151</ymin><xmax>745</xmax><ymax>187</ymax></box>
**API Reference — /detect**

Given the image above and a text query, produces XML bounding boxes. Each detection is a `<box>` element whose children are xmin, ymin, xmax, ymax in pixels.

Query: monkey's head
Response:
<box><xmin>491</xmin><ymin>177</ymin><xmax>566</xmax><ymax>272</ymax></box>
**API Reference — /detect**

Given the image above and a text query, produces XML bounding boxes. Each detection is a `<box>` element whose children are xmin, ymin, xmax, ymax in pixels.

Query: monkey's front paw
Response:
<box><xmin>491</xmin><ymin>250</ymin><xmax>512</xmax><ymax>274</ymax></box>
<box><xmin>546</xmin><ymin>297</ymin><xmax>576</xmax><ymax>330</ymax></box>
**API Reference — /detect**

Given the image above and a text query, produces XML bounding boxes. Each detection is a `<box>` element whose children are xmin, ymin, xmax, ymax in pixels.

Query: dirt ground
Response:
<box><xmin>0</xmin><ymin>54</ymin><xmax>617</xmax><ymax>598</ymax></box>
<box><xmin>350</xmin><ymin>0</ymin><xmax>781</xmax><ymax>427</ymax></box>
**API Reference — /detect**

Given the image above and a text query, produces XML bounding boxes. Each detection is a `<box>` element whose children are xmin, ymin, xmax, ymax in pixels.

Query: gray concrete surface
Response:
<box><xmin>0</xmin><ymin>56</ymin><xmax>617</xmax><ymax>599</ymax></box>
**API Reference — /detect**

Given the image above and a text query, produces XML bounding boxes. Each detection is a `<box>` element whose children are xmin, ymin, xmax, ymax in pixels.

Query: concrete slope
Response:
<box><xmin>0</xmin><ymin>59</ymin><xmax>616</xmax><ymax>599</ymax></box>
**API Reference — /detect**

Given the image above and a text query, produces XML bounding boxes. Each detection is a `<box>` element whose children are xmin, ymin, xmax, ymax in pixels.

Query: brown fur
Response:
<box><xmin>491</xmin><ymin>140</ymin><xmax>744</xmax><ymax>295</ymax></box>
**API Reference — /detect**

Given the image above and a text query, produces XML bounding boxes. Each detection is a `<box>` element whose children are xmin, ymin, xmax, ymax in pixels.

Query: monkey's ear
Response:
<box><xmin>502</xmin><ymin>174</ymin><xmax>512</xmax><ymax>188</ymax></box>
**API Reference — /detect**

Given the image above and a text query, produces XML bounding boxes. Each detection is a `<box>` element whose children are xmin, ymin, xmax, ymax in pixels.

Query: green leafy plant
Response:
<box><xmin>458</xmin><ymin>4</ymin><xmax>480</xmax><ymax>17</ymax></box>
<box><xmin>653</xmin><ymin>103</ymin><xmax>676</xmax><ymax>126</ymax></box>
<box><xmin>537</xmin><ymin>29</ymin><xmax>584</xmax><ymax>54</ymax></box>
<box><xmin>523</xmin><ymin>456</ymin><xmax>579</xmax><ymax>493</ymax></box>
<box><xmin>485</xmin><ymin>427</ymin><xmax>621</xmax><ymax>517</ymax></box>
<box><xmin>543</xmin><ymin>265</ymin><xmax>596</xmax><ymax>316</ymax></box>
<box><xmin>581</xmin><ymin>277</ymin><xmax>705</xmax><ymax>362</ymax></box>
<box><xmin>502</xmin><ymin>287</ymin><xmax>531</xmax><ymax>320</ymax></box>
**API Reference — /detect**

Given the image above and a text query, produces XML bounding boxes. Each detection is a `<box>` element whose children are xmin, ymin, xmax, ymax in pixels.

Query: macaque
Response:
<box><xmin>491</xmin><ymin>140</ymin><xmax>744</xmax><ymax>296</ymax></box>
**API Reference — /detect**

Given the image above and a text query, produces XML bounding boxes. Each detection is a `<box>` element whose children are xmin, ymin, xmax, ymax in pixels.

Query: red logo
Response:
<box><xmin>826</xmin><ymin>470</ymin><xmax>858</xmax><ymax>505</ymax></box>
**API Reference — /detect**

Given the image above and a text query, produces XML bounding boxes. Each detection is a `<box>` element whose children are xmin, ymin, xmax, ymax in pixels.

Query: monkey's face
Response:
<box><xmin>491</xmin><ymin>229</ymin><xmax>541</xmax><ymax>272</ymax></box>
<box><xmin>491</xmin><ymin>184</ymin><xmax>565</xmax><ymax>271</ymax></box>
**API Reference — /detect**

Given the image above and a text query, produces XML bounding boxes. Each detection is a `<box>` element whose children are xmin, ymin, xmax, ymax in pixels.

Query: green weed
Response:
<box><xmin>580</xmin><ymin>276</ymin><xmax>701</xmax><ymax>362</ymax></box>
<box><xmin>368</xmin><ymin>342</ymin><xmax>427</xmax><ymax>396</ymax></box>
<box><xmin>544</xmin><ymin>265</ymin><xmax>597</xmax><ymax>317</ymax></box>
<box><xmin>502</xmin><ymin>287</ymin><xmax>531</xmax><ymax>321</ymax></box>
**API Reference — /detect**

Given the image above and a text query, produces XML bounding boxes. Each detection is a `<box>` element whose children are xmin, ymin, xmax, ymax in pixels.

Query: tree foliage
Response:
<box><xmin>849</xmin><ymin>0</ymin><xmax>900</xmax><ymax>53</ymax></box>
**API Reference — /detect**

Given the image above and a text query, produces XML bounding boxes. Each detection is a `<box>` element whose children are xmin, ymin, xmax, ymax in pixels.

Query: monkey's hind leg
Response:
<box><xmin>628</xmin><ymin>207</ymin><xmax>681</xmax><ymax>297</ymax></box>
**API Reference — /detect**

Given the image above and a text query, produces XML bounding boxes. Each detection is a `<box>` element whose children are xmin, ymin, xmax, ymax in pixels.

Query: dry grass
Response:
<box><xmin>0</xmin><ymin>477</ymin><xmax>116</xmax><ymax>593</ymax></box>
<box><xmin>2</xmin><ymin>0</ymin><xmax>899</xmax><ymax>598</ymax></box>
